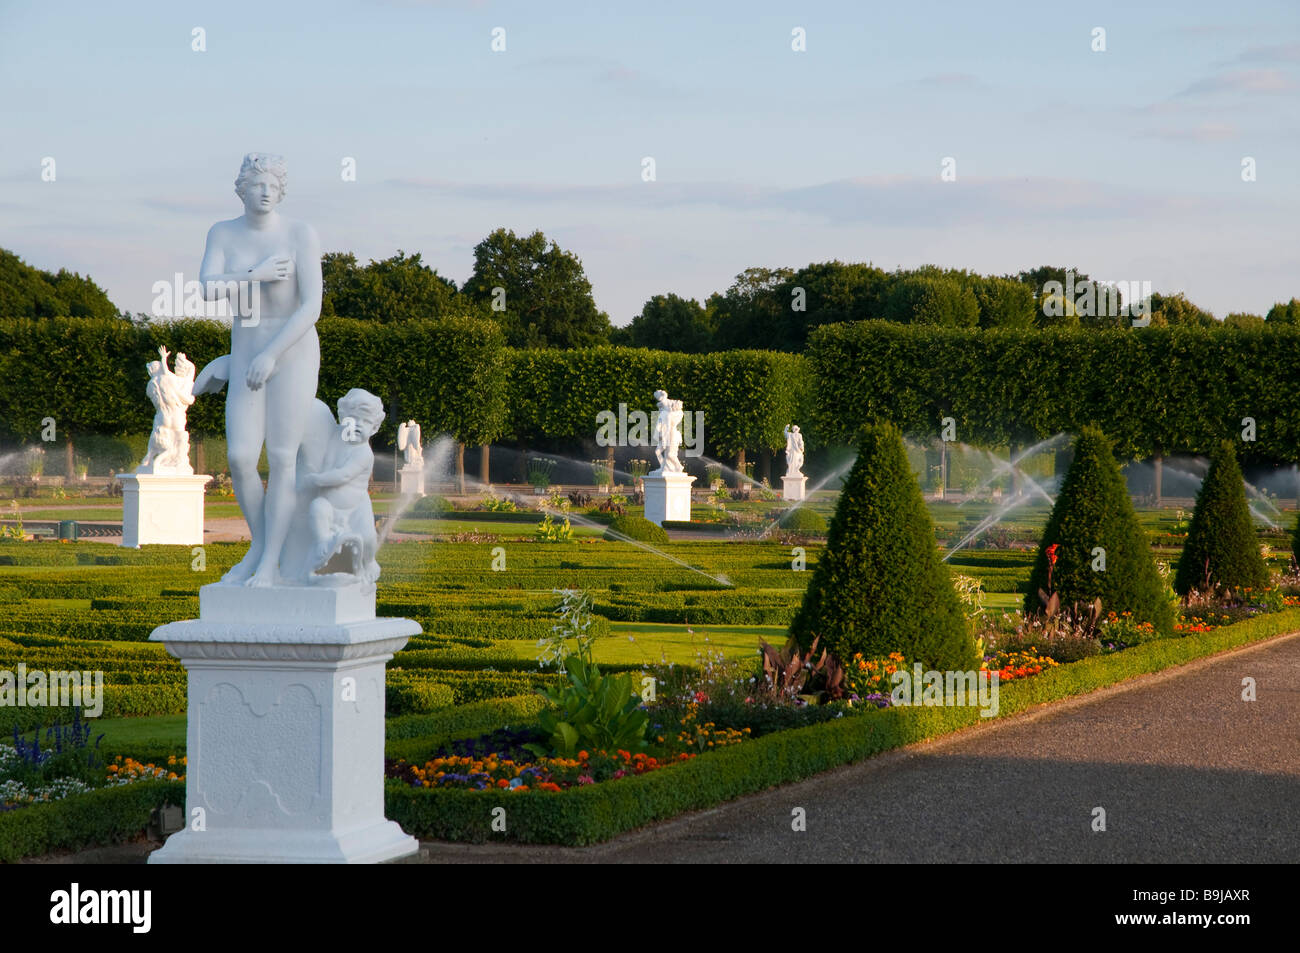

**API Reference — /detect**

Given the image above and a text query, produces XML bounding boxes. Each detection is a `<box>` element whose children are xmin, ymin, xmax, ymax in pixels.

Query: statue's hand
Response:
<box><xmin>248</xmin><ymin>255</ymin><xmax>294</xmax><ymax>282</ymax></box>
<box><xmin>246</xmin><ymin>352</ymin><xmax>276</xmax><ymax>390</ymax></box>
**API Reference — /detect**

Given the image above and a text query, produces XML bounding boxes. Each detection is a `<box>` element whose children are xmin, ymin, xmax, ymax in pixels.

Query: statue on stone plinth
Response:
<box><xmin>651</xmin><ymin>389</ymin><xmax>685</xmax><ymax>475</ymax></box>
<box><xmin>139</xmin><ymin>346</ymin><xmax>196</xmax><ymax>474</ymax></box>
<box><xmin>397</xmin><ymin>420</ymin><xmax>423</xmax><ymax>468</ymax></box>
<box><xmin>784</xmin><ymin>424</ymin><xmax>805</xmax><ymax>477</ymax></box>
<box><xmin>192</xmin><ymin>152</ymin><xmax>327</xmax><ymax>588</ymax></box>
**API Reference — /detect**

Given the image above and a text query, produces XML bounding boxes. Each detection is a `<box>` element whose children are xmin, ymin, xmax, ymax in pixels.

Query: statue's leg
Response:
<box><xmin>248</xmin><ymin>333</ymin><xmax>320</xmax><ymax>588</ymax></box>
<box><xmin>223</xmin><ymin>376</ymin><xmax>267</xmax><ymax>583</ymax></box>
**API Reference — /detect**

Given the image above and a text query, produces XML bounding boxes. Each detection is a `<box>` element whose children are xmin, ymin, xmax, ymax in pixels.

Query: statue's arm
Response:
<box><xmin>259</xmin><ymin>223</ymin><xmax>322</xmax><ymax>363</ymax></box>
<box><xmin>198</xmin><ymin>224</ymin><xmax>244</xmax><ymax>295</ymax></box>
<box><xmin>313</xmin><ymin>449</ymin><xmax>371</xmax><ymax>489</ymax></box>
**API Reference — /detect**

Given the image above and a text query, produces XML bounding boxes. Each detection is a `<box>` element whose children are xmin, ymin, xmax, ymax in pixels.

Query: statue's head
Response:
<box><xmin>146</xmin><ymin>360</ymin><xmax>162</xmax><ymax>377</ymax></box>
<box><xmin>792</xmin><ymin>425</ymin><xmax>800</xmax><ymax>433</ymax></box>
<box><xmin>653</xmin><ymin>389</ymin><xmax>668</xmax><ymax>404</ymax></box>
<box><xmin>337</xmin><ymin>389</ymin><xmax>385</xmax><ymax>443</ymax></box>
<box><xmin>235</xmin><ymin>153</ymin><xmax>288</xmax><ymax>214</ymax></box>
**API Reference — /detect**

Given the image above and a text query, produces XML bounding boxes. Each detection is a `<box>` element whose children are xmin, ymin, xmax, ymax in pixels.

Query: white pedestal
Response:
<box><xmin>147</xmin><ymin>585</ymin><xmax>421</xmax><ymax>864</ymax></box>
<box><xmin>119</xmin><ymin>473</ymin><xmax>212</xmax><ymax>547</ymax></box>
<box><xmin>782</xmin><ymin>475</ymin><xmax>807</xmax><ymax>502</ymax></box>
<box><xmin>398</xmin><ymin>466</ymin><xmax>425</xmax><ymax>497</ymax></box>
<box><xmin>643</xmin><ymin>471</ymin><xmax>696</xmax><ymax>526</ymax></box>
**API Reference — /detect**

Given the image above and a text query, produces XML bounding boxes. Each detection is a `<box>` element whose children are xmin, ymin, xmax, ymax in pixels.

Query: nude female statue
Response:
<box><xmin>197</xmin><ymin>153</ymin><xmax>323</xmax><ymax>587</ymax></box>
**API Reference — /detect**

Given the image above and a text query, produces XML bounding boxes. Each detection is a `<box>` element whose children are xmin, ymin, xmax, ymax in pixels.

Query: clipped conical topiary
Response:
<box><xmin>1174</xmin><ymin>440</ymin><xmax>1270</xmax><ymax>595</ymax></box>
<box><xmin>1024</xmin><ymin>427</ymin><xmax>1174</xmax><ymax>635</ymax></box>
<box><xmin>788</xmin><ymin>421</ymin><xmax>976</xmax><ymax>671</ymax></box>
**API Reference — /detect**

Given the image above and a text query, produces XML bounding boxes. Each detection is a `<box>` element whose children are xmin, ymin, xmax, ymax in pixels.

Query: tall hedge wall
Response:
<box><xmin>504</xmin><ymin>347</ymin><xmax>811</xmax><ymax>454</ymax></box>
<box><xmin>807</xmin><ymin>321</ymin><xmax>1300</xmax><ymax>462</ymax></box>
<box><xmin>0</xmin><ymin>316</ymin><xmax>509</xmax><ymax>449</ymax></box>
<box><xmin>7</xmin><ymin>317</ymin><xmax>1298</xmax><ymax>462</ymax></box>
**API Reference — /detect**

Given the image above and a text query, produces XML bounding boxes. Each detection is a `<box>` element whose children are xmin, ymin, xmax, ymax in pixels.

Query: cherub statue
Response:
<box><xmin>300</xmin><ymin>389</ymin><xmax>385</xmax><ymax>584</ymax></box>
<box><xmin>139</xmin><ymin>346</ymin><xmax>197</xmax><ymax>473</ymax></box>
<box><xmin>397</xmin><ymin>419</ymin><xmax>423</xmax><ymax>468</ymax></box>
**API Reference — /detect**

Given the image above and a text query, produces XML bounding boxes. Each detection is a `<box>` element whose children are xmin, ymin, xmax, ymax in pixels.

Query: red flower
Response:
<box><xmin>693</xmin><ymin>691</ymin><xmax>709</xmax><ymax>704</ymax></box>
<box><xmin>1046</xmin><ymin>544</ymin><xmax>1059</xmax><ymax>567</ymax></box>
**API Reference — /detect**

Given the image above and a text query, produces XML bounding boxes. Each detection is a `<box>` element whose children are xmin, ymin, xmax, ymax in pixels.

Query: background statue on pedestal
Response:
<box><xmin>652</xmin><ymin>389</ymin><xmax>685</xmax><ymax>474</ymax></box>
<box><xmin>139</xmin><ymin>346</ymin><xmax>196</xmax><ymax>474</ymax></box>
<box><xmin>784</xmin><ymin>424</ymin><xmax>805</xmax><ymax>477</ymax></box>
<box><xmin>397</xmin><ymin>419</ymin><xmax>423</xmax><ymax>468</ymax></box>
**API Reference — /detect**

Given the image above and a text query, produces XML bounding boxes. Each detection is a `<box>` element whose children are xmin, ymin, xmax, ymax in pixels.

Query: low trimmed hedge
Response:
<box><xmin>0</xmin><ymin>780</ymin><xmax>185</xmax><ymax>864</ymax></box>
<box><xmin>385</xmin><ymin>609</ymin><xmax>1300</xmax><ymax>845</ymax></box>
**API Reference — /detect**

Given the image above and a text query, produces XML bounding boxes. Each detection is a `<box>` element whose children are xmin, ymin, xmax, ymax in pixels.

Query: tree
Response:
<box><xmin>0</xmin><ymin>248</ymin><xmax>119</xmax><ymax>319</ymax></box>
<box><xmin>1024</xmin><ymin>427</ymin><xmax>1174</xmax><ymax>634</ymax></box>
<box><xmin>1265</xmin><ymin>298</ymin><xmax>1300</xmax><ymax>324</ymax></box>
<box><xmin>788</xmin><ymin>421</ymin><xmax>977</xmax><ymax>670</ymax></box>
<box><xmin>321</xmin><ymin>250</ymin><xmax>478</xmax><ymax>322</ymax></box>
<box><xmin>710</xmin><ymin>266</ymin><xmax>796</xmax><ymax>350</ymax></box>
<box><xmin>1016</xmin><ymin>265</ymin><xmax>1125</xmax><ymax>326</ymax></box>
<box><xmin>1174</xmin><ymin>440</ymin><xmax>1270</xmax><ymax>594</ymax></box>
<box><xmin>885</xmin><ymin>273</ymin><xmax>979</xmax><ymax>326</ymax></box>
<box><xmin>463</xmin><ymin>228</ymin><xmax>611</xmax><ymax>348</ymax></box>
<box><xmin>1223</xmin><ymin>312</ymin><xmax>1265</xmax><ymax>328</ymax></box>
<box><xmin>623</xmin><ymin>293</ymin><xmax>715</xmax><ymax>352</ymax></box>
<box><xmin>1145</xmin><ymin>291</ymin><xmax>1215</xmax><ymax>327</ymax></box>
<box><xmin>973</xmin><ymin>275</ymin><xmax>1037</xmax><ymax>328</ymax></box>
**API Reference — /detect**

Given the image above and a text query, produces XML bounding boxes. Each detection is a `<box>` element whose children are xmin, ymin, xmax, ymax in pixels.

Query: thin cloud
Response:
<box><xmin>1141</xmin><ymin>122</ymin><xmax>1239</xmax><ymax>142</ymax></box>
<box><xmin>384</xmin><ymin>174</ymin><xmax>1244</xmax><ymax>228</ymax></box>
<box><xmin>1177</xmin><ymin>68</ymin><xmax>1296</xmax><ymax>97</ymax></box>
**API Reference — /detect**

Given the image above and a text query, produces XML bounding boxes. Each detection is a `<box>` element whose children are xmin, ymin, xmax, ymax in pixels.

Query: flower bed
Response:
<box><xmin>384</xmin><ymin>608</ymin><xmax>1300</xmax><ymax>845</ymax></box>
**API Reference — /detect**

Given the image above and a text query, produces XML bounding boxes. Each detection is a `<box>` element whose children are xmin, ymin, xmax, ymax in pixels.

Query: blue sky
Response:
<box><xmin>1</xmin><ymin>0</ymin><xmax>1297</xmax><ymax>322</ymax></box>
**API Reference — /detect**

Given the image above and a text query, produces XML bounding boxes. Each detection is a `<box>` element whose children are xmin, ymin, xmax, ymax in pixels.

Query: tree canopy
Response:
<box><xmin>463</xmin><ymin>228</ymin><xmax>611</xmax><ymax>349</ymax></box>
<box><xmin>0</xmin><ymin>248</ymin><xmax>120</xmax><ymax>320</ymax></box>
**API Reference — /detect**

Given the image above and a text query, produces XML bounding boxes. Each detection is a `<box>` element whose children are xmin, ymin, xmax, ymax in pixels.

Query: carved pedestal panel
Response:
<box><xmin>147</xmin><ymin>592</ymin><xmax>420</xmax><ymax>864</ymax></box>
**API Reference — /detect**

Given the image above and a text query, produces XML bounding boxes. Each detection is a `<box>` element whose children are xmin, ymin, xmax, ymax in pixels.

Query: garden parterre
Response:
<box><xmin>0</xmin><ymin>494</ymin><xmax>1297</xmax><ymax>854</ymax></box>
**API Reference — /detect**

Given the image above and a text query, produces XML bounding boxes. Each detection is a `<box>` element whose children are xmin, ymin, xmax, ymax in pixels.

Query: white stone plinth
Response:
<box><xmin>200</xmin><ymin>580</ymin><xmax>376</xmax><ymax>625</ymax></box>
<box><xmin>119</xmin><ymin>473</ymin><xmax>211</xmax><ymax>547</ymax></box>
<box><xmin>782</xmin><ymin>475</ymin><xmax>807</xmax><ymax>502</ymax></box>
<box><xmin>147</xmin><ymin>586</ymin><xmax>421</xmax><ymax>864</ymax></box>
<box><xmin>643</xmin><ymin>472</ymin><xmax>696</xmax><ymax>526</ymax></box>
<box><xmin>398</xmin><ymin>465</ymin><xmax>425</xmax><ymax>497</ymax></box>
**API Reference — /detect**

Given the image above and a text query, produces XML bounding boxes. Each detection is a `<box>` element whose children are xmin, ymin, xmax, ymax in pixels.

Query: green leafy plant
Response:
<box><xmin>481</xmin><ymin>495</ymin><xmax>517</xmax><ymax>513</ymax></box>
<box><xmin>590</xmin><ymin>460</ymin><xmax>612</xmax><ymax>487</ymax></box>
<box><xmin>1</xmin><ymin>501</ymin><xmax>22</xmax><ymax>540</ymax></box>
<box><xmin>534</xmin><ymin>512</ymin><xmax>574</xmax><ymax>543</ymax></box>
<box><xmin>524</xmin><ymin>656</ymin><xmax>649</xmax><ymax>758</ymax></box>
<box><xmin>756</xmin><ymin>634</ymin><xmax>845</xmax><ymax>704</ymax></box>
<box><xmin>526</xmin><ymin>457</ymin><xmax>555</xmax><ymax>490</ymax></box>
<box><xmin>536</xmin><ymin>588</ymin><xmax>596</xmax><ymax>671</ymax></box>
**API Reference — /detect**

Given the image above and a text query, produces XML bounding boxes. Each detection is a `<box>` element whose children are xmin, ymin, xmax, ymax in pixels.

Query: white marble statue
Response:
<box><xmin>397</xmin><ymin>419</ymin><xmax>423</xmax><ymax>468</ymax></box>
<box><xmin>302</xmin><ymin>390</ymin><xmax>384</xmax><ymax>585</ymax></box>
<box><xmin>651</xmin><ymin>389</ymin><xmax>686</xmax><ymax>474</ymax></box>
<box><xmin>138</xmin><ymin>346</ymin><xmax>197</xmax><ymax>474</ymax></box>
<box><xmin>192</xmin><ymin>152</ymin><xmax>331</xmax><ymax>588</ymax></box>
<box><xmin>784</xmin><ymin>425</ymin><xmax>805</xmax><ymax>477</ymax></box>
